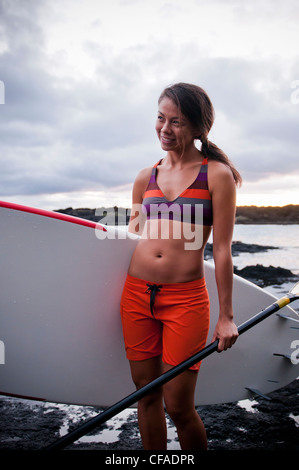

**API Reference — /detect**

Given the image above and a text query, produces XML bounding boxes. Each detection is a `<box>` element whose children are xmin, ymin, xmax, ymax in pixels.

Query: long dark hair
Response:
<box><xmin>158</xmin><ymin>83</ymin><xmax>242</xmax><ymax>186</ymax></box>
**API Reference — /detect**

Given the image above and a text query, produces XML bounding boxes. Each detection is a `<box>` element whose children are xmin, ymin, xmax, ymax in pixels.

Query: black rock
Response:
<box><xmin>234</xmin><ymin>264</ymin><xmax>298</xmax><ymax>286</ymax></box>
<box><xmin>204</xmin><ymin>242</ymin><xmax>278</xmax><ymax>260</ymax></box>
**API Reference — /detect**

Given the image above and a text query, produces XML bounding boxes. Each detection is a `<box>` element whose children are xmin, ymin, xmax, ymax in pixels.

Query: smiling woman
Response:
<box><xmin>120</xmin><ymin>82</ymin><xmax>242</xmax><ymax>451</ymax></box>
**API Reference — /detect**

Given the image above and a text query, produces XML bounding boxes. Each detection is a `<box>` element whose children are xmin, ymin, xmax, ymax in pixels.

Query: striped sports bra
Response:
<box><xmin>142</xmin><ymin>157</ymin><xmax>213</xmax><ymax>226</ymax></box>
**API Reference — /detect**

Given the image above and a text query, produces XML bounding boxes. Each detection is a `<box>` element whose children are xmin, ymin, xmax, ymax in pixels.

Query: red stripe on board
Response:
<box><xmin>0</xmin><ymin>200</ymin><xmax>107</xmax><ymax>231</ymax></box>
<box><xmin>0</xmin><ymin>391</ymin><xmax>47</xmax><ymax>402</ymax></box>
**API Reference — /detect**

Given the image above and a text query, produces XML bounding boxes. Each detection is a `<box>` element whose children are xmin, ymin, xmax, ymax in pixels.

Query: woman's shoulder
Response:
<box><xmin>135</xmin><ymin>165</ymin><xmax>153</xmax><ymax>181</ymax></box>
<box><xmin>133</xmin><ymin>165</ymin><xmax>153</xmax><ymax>189</ymax></box>
<box><xmin>208</xmin><ymin>159</ymin><xmax>235</xmax><ymax>180</ymax></box>
<box><xmin>207</xmin><ymin>159</ymin><xmax>236</xmax><ymax>194</ymax></box>
<box><xmin>131</xmin><ymin>164</ymin><xmax>155</xmax><ymax>202</ymax></box>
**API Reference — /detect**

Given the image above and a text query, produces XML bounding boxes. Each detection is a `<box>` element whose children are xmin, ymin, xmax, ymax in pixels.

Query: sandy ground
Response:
<box><xmin>0</xmin><ymin>378</ymin><xmax>298</xmax><ymax>452</ymax></box>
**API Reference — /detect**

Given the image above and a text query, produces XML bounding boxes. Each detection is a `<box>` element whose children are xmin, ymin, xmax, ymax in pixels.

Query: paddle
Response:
<box><xmin>46</xmin><ymin>281</ymin><xmax>299</xmax><ymax>450</ymax></box>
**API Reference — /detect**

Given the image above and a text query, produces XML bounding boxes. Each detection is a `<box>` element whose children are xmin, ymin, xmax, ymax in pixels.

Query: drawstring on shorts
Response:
<box><xmin>146</xmin><ymin>283</ymin><xmax>163</xmax><ymax>316</ymax></box>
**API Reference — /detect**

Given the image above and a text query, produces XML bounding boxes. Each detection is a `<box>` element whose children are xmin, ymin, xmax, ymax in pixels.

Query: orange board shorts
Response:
<box><xmin>120</xmin><ymin>274</ymin><xmax>210</xmax><ymax>371</ymax></box>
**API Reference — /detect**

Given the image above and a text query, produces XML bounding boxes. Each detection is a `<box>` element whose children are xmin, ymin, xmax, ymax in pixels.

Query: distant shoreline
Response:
<box><xmin>235</xmin><ymin>204</ymin><xmax>299</xmax><ymax>224</ymax></box>
<box><xmin>55</xmin><ymin>204</ymin><xmax>299</xmax><ymax>225</ymax></box>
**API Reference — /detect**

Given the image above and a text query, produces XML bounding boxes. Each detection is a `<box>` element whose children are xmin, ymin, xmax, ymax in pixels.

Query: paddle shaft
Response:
<box><xmin>46</xmin><ymin>293</ymin><xmax>298</xmax><ymax>450</ymax></box>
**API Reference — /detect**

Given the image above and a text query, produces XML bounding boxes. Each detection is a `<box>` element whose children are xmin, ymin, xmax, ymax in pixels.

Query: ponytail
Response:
<box><xmin>201</xmin><ymin>139</ymin><xmax>242</xmax><ymax>187</ymax></box>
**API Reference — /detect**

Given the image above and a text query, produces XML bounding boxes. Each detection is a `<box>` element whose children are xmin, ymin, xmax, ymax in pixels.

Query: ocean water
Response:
<box><xmin>231</xmin><ymin>224</ymin><xmax>299</xmax><ymax>275</ymax></box>
<box><xmin>230</xmin><ymin>224</ymin><xmax>299</xmax><ymax>305</ymax></box>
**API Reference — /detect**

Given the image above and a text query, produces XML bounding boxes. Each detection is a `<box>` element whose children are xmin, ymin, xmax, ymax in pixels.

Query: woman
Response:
<box><xmin>120</xmin><ymin>83</ymin><xmax>241</xmax><ymax>450</ymax></box>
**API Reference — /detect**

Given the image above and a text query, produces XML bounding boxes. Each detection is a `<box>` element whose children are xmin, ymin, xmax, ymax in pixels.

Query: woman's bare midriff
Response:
<box><xmin>128</xmin><ymin>220</ymin><xmax>212</xmax><ymax>284</ymax></box>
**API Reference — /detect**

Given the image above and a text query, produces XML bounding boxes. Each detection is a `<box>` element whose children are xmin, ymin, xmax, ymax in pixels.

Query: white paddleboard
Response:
<box><xmin>0</xmin><ymin>201</ymin><xmax>298</xmax><ymax>406</ymax></box>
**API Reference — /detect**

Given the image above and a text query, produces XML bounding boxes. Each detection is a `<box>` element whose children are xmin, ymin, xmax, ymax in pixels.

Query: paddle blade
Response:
<box><xmin>290</xmin><ymin>281</ymin><xmax>299</xmax><ymax>297</ymax></box>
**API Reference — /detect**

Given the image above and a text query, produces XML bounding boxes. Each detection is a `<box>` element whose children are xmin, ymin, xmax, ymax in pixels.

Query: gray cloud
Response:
<box><xmin>0</xmin><ymin>0</ymin><xmax>298</xmax><ymax>205</ymax></box>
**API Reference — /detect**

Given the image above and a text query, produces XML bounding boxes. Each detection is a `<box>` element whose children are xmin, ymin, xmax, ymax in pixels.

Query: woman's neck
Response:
<box><xmin>165</xmin><ymin>145</ymin><xmax>202</xmax><ymax>168</ymax></box>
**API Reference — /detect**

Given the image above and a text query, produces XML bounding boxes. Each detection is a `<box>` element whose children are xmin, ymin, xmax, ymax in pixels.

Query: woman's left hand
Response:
<box><xmin>211</xmin><ymin>317</ymin><xmax>239</xmax><ymax>352</ymax></box>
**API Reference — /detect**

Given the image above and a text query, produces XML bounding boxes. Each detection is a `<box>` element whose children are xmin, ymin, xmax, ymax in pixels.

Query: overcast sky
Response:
<box><xmin>0</xmin><ymin>0</ymin><xmax>298</xmax><ymax>210</ymax></box>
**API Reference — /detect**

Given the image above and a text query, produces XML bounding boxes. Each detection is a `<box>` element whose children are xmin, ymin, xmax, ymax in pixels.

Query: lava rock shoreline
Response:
<box><xmin>205</xmin><ymin>241</ymin><xmax>298</xmax><ymax>287</ymax></box>
<box><xmin>0</xmin><ymin>379</ymin><xmax>298</xmax><ymax>451</ymax></box>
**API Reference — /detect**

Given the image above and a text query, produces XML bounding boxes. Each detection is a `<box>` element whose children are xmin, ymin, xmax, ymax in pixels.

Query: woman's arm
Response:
<box><xmin>209</xmin><ymin>161</ymin><xmax>239</xmax><ymax>352</ymax></box>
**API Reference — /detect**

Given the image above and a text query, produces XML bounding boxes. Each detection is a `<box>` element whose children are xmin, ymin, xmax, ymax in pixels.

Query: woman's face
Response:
<box><xmin>155</xmin><ymin>97</ymin><xmax>196</xmax><ymax>154</ymax></box>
